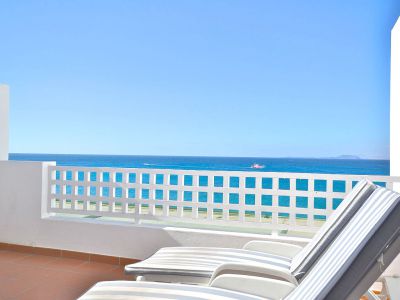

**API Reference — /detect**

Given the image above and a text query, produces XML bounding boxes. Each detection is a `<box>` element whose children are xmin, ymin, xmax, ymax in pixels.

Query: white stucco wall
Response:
<box><xmin>0</xmin><ymin>161</ymin><xmax>307</xmax><ymax>260</ymax></box>
<box><xmin>0</xmin><ymin>160</ymin><xmax>398</xmax><ymax>277</ymax></box>
<box><xmin>391</xmin><ymin>18</ymin><xmax>400</xmax><ymax>182</ymax></box>
<box><xmin>0</xmin><ymin>84</ymin><xmax>9</xmax><ymax>161</ymax></box>
<box><xmin>386</xmin><ymin>18</ymin><xmax>400</xmax><ymax>276</ymax></box>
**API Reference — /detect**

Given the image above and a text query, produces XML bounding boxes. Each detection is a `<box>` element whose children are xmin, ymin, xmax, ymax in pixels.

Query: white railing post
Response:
<box><xmin>391</xmin><ymin>17</ymin><xmax>400</xmax><ymax>192</ymax></box>
<box><xmin>0</xmin><ymin>84</ymin><xmax>9</xmax><ymax>161</ymax></box>
<box><xmin>42</xmin><ymin>161</ymin><xmax>57</xmax><ymax>218</ymax></box>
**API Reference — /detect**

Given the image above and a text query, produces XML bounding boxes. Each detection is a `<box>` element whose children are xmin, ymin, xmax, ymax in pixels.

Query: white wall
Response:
<box><xmin>387</xmin><ymin>17</ymin><xmax>400</xmax><ymax>276</ymax></box>
<box><xmin>391</xmin><ymin>18</ymin><xmax>400</xmax><ymax>182</ymax></box>
<box><xmin>1</xmin><ymin>160</ymin><xmax>400</xmax><ymax>279</ymax></box>
<box><xmin>0</xmin><ymin>84</ymin><xmax>9</xmax><ymax>161</ymax></box>
<box><xmin>0</xmin><ymin>161</ymin><xmax>307</xmax><ymax>260</ymax></box>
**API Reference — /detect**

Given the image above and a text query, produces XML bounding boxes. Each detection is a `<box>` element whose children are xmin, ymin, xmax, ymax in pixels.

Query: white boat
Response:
<box><xmin>251</xmin><ymin>163</ymin><xmax>265</xmax><ymax>169</ymax></box>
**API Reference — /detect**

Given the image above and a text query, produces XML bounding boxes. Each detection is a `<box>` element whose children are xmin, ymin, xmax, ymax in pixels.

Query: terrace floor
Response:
<box><xmin>0</xmin><ymin>248</ymin><xmax>385</xmax><ymax>300</ymax></box>
<box><xmin>0</xmin><ymin>249</ymin><xmax>133</xmax><ymax>300</ymax></box>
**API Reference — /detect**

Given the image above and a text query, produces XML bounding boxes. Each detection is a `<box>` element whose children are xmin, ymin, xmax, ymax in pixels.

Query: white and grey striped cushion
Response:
<box><xmin>290</xmin><ymin>179</ymin><xmax>376</xmax><ymax>277</ymax></box>
<box><xmin>77</xmin><ymin>281</ymin><xmax>266</xmax><ymax>300</ymax></box>
<box><xmin>127</xmin><ymin>247</ymin><xmax>291</xmax><ymax>277</ymax></box>
<box><xmin>125</xmin><ymin>180</ymin><xmax>375</xmax><ymax>281</ymax></box>
<box><xmin>80</xmin><ymin>187</ymin><xmax>400</xmax><ymax>300</ymax></box>
<box><xmin>286</xmin><ymin>188</ymin><xmax>400</xmax><ymax>299</ymax></box>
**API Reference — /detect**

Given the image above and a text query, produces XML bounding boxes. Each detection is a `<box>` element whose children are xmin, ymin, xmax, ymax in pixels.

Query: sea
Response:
<box><xmin>8</xmin><ymin>153</ymin><xmax>389</xmax><ymax>175</ymax></box>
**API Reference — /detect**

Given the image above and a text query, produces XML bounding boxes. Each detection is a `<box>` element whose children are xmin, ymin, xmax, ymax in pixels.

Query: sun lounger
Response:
<box><xmin>78</xmin><ymin>187</ymin><xmax>400</xmax><ymax>299</ymax></box>
<box><xmin>125</xmin><ymin>179</ymin><xmax>376</xmax><ymax>284</ymax></box>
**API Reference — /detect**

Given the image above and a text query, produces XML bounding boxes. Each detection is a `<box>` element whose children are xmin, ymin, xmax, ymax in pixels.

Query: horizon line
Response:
<box><xmin>8</xmin><ymin>152</ymin><xmax>390</xmax><ymax>161</ymax></box>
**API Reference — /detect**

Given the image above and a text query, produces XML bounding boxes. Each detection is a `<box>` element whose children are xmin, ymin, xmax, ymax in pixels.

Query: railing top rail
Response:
<box><xmin>48</xmin><ymin>165</ymin><xmax>400</xmax><ymax>182</ymax></box>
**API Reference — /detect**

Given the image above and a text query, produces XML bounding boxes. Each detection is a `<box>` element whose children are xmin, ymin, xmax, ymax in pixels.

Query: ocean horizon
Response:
<box><xmin>9</xmin><ymin>153</ymin><xmax>389</xmax><ymax>175</ymax></box>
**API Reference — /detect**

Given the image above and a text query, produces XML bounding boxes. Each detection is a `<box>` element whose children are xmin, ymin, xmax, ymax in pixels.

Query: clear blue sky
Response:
<box><xmin>0</xmin><ymin>1</ymin><xmax>399</xmax><ymax>159</ymax></box>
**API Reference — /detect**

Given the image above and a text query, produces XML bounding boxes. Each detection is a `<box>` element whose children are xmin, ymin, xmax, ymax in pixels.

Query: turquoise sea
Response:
<box><xmin>9</xmin><ymin>153</ymin><xmax>389</xmax><ymax>175</ymax></box>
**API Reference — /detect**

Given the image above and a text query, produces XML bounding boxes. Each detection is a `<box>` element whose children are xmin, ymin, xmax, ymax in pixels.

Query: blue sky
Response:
<box><xmin>0</xmin><ymin>1</ymin><xmax>399</xmax><ymax>159</ymax></box>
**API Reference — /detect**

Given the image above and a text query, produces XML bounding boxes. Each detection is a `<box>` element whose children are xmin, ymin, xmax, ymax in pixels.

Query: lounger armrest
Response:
<box><xmin>209</xmin><ymin>262</ymin><xmax>298</xmax><ymax>285</ymax></box>
<box><xmin>210</xmin><ymin>274</ymin><xmax>296</xmax><ymax>300</ymax></box>
<box><xmin>243</xmin><ymin>240</ymin><xmax>303</xmax><ymax>259</ymax></box>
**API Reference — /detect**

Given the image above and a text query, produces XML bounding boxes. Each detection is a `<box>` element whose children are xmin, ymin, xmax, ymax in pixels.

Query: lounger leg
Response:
<box><xmin>362</xmin><ymin>289</ymin><xmax>381</xmax><ymax>300</ymax></box>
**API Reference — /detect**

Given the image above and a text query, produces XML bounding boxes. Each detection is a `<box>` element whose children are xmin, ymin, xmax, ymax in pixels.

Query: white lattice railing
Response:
<box><xmin>47</xmin><ymin>166</ymin><xmax>400</xmax><ymax>233</ymax></box>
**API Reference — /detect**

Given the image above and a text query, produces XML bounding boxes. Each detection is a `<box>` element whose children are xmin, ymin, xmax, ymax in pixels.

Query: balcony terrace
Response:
<box><xmin>0</xmin><ymin>13</ymin><xmax>399</xmax><ymax>300</ymax></box>
<box><xmin>0</xmin><ymin>161</ymin><xmax>398</xmax><ymax>299</ymax></box>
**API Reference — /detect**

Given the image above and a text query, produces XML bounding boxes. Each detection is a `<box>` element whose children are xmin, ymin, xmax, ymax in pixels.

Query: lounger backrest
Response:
<box><xmin>285</xmin><ymin>187</ymin><xmax>400</xmax><ymax>300</ymax></box>
<box><xmin>290</xmin><ymin>179</ymin><xmax>376</xmax><ymax>278</ymax></box>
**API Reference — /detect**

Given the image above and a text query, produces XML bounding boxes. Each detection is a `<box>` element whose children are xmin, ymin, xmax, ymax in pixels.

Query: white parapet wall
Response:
<box><xmin>1</xmin><ymin>160</ymin><xmax>399</xmax><ymax>278</ymax></box>
<box><xmin>0</xmin><ymin>161</ymin><xmax>308</xmax><ymax>260</ymax></box>
<box><xmin>0</xmin><ymin>84</ymin><xmax>9</xmax><ymax>161</ymax></box>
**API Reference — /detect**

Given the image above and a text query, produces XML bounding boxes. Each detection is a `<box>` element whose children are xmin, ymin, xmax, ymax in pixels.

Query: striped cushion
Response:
<box><xmin>126</xmin><ymin>180</ymin><xmax>375</xmax><ymax>282</ymax></box>
<box><xmin>127</xmin><ymin>247</ymin><xmax>291</xmax><ymax>277</ymax></box>
<box><xmin>286</xmin><ymin>188</ymin><xmax>400</xmax><ymax>299</ymax></box>
<box><xmin>77</xmin><ymin>281</ymin><xmax>265</xmax><ymax>300</ymax></box>
<box><xmin>290</xmin><ymin>179</ymin><xmax>376</xmax><ymax>277</ymax></box>
<box><xmin>79</xmin><ymin>187</ymin><xmax>400</xmax><ymax>300</ymax></box>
